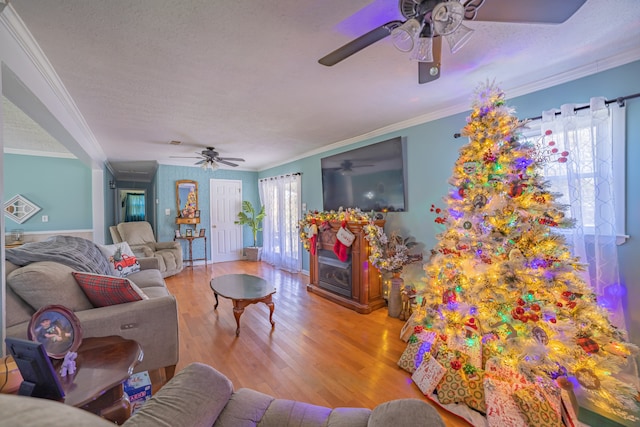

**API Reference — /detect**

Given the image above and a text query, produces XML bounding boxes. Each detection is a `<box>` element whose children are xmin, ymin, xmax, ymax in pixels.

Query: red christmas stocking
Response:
<box><xmin>310</xmin><ymin>234</ymin><xmax>317</xmax><ymax>256</ymax></box>
<box><xmin>333</xmin><ymin>238</ymin><xmax>348</xmax><ymax>262</ymax></box>
<box><xmin>309</xmin><ymin>219</ymin><xmax>318</xmax><ymax>256</ymax></box>
<box><xmin>333</xmin><ymin>221</ymin><xmax>350</xmax><ymax>262</ymax></box>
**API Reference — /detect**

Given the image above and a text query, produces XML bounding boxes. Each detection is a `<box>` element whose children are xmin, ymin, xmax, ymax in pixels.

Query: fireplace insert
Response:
<box><xmin>317</xmin><ymin>249</ymin><xmax>352</xmax><ymax>297</ymax></box>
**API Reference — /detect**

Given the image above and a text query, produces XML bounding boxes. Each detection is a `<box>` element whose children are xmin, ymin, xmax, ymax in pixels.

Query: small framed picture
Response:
<box><xmin>199</xmin><ymin>228</ymin><xmax>205</xmax><ymax>237</ymax></box>
<box><xmin>194</xmin><ymin>210</ymin><xmax>200</xmax><ymax>218</ymax></box>
<box><xmin>174</xmin><ymin>229</ymin><xmax>181</xmax><ymax>238</ymax></box>
<box><xmin>186</xmin><ymin>228</ymin><xmax>193</xmax><ymax>237</ymax></box>
<box><xmin>28</xmin><ymin>305</ymin><xmax>83</xmax><ymax>359</ymax></box>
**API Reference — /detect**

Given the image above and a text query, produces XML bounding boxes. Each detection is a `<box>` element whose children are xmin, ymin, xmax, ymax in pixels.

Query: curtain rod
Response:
<box><xmin>259</xmin><ymin>172</ymin><xmax>301</xmax><ymax>182</ymax></box>
<box><xmin>453</xmin><ymin>92</ymin><xmax>640</xmax><ymax>138</ymax></box>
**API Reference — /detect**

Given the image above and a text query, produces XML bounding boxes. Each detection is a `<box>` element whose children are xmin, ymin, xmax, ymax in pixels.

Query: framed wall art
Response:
<box><xmin>4</xmin><ymin>194</ymin><xmax>41</xmax><ymax>224</ymax></box>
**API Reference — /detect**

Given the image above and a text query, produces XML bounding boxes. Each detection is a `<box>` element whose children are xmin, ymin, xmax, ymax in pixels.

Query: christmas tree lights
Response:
<box><xmin>418</xmin><ymin>82</ymin><xmax>638</xmax><ymax>420</ymax></box>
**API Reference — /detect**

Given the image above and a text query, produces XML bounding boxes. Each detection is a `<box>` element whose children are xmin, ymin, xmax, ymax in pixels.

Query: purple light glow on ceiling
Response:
<box><xmin>335</xmin><ymin>0</ymin><xmax>404</xmax><ymax>38</ymax></box>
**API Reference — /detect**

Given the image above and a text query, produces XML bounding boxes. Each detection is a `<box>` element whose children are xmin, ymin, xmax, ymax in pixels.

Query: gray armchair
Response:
<box><xmin>110</xmin><ymin>221</ymin><xmax>183</xmax><ymax>278</ymax></box>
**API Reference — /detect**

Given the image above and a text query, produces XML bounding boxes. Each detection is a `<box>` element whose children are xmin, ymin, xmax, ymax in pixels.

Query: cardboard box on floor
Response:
<box><xmin>124</xmin><ymin>371</ymin><xmax>152</xmax><ymax>414</ymax></box>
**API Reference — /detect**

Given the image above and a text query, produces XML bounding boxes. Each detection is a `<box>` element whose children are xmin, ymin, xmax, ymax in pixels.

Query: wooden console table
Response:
<box><xmin>174</xmin><ymin>235</ymin><xmax>208</xmax><ymax>267</ymax></box>
<box><xmin>307</xmin><ymin>220</ymin><xmax>386</xmax><ymax>314</ymax></box>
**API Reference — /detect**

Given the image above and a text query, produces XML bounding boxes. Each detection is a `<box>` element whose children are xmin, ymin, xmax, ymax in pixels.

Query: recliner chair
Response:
<box><xmin>110</xmin><ymin>221</ymin><xmax>183</xmax><ymax>278</ymax></box>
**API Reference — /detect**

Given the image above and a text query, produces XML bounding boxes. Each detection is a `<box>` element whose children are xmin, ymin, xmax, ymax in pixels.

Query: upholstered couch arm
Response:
<box><xmin>130</xmin><ymin>244</ymin><xmax>155</xmax><ymax>258</ymax></box>
<box><xmin>153</xmin><ymin>241</ymin><xmax>182</xmax><ymax>251</ymax></box>
<box><xmin>137</xmin><ymin>256</ymin><xmax>160</xmax><ymax>271</ymax></box>
<box><xmin>368</xmin><ymin>399</ymin><xmax>446</xmax><ymax>427</ymax></box>
<box><xmin>74</xmin><ymin>296</ymin><xmax>179</xmax><ymax>373</ymax></box>
<box><xmin>124</xmin><ymin>363</ymin><xmax>234</xmax><ymax>427</ymax></box>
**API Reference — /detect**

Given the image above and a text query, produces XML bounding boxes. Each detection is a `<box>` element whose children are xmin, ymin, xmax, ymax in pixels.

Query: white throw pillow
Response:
<box><xmin>99</xmin><ymin>242</ymin><xmax>141</xmax><ymax>278</ymax></box>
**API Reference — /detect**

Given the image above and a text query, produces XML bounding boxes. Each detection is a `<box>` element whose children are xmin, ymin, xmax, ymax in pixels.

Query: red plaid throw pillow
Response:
<box><xmin>72</xmin><ymin>272</ymin><xmax>148</xmax><ymax>307</ymax></box>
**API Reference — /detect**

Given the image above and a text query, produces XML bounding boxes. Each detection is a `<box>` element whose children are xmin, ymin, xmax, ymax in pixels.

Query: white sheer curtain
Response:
<box><xmin>258</xmin><ymin>173</ymin><xmax>301</xmax><ymax>273</ymax></box>
<box><xmin>541</xmin><ymin>98</ymin><xmax>626</xmax><ymax>329</ymax></box>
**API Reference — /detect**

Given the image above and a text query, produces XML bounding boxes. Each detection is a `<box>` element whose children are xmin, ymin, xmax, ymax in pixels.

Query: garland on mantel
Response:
<box><xmin>364</xmin><ymin>220</ymin><xmax>423</xmax><ymax>274</ymax></box>
<box><xmin>298</xmin><ymin>208</ymin><xmax>372</xmax><ymax>252</ymax></box>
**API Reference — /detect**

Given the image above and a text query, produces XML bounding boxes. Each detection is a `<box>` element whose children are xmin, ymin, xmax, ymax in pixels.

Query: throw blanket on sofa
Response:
<box><xmin>6</xmin><ymin>235</ymin><xmax>111</xmax><ymax>275</ymax></box>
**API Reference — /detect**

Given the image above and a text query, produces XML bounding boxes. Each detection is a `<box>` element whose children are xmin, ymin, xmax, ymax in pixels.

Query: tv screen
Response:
<box><xmin>5</xmin><ymin>337</ymin><xmax>65</xmax><ymax>400</ymax></box>
<box><xmin>321</xmin><ymin>137</ymin><xmax>407</xmax><ymax>212</ymax></box>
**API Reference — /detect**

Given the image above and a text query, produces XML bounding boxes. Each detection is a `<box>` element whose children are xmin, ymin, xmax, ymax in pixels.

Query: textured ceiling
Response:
<box><xmin>2</xmin><ymin>97</ymin><xmax>71</xmax><ymax>157</ymax></box>
<box><xmin>4</xmin><ymin>0</ymin><xmax>640</xmax><ymax>181</ymax></box>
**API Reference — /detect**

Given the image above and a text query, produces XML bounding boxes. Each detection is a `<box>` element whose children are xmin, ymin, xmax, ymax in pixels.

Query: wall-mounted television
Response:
<box><xmin>321</xmin><ymin>137</ymin><xmax>407</xmax><ymax>212</ymax></box>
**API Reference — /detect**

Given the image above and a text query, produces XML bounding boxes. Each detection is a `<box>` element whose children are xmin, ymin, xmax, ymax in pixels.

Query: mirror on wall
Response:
<box><xmin>176</xmin><ymin>180</ymin><xmax>199</xmax><ymax>223</ymax></box>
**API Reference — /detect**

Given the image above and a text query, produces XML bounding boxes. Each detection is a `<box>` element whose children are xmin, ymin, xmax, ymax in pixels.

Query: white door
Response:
<box><xmin>210</xmin><ymin>179</ymin><xmax>243</xmax><ymax>262</ymax></box>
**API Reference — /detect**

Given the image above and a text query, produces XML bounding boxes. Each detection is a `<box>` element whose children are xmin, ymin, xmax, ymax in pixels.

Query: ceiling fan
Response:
<box><xmin>170</xmin><ymin>146</ymin><xmax>245</xmax><ymax>169</ymax></box>
<box><xmin>318</xmin><ymin>0</ymin><xmax>587</xmax><ymax>84</ymax></box>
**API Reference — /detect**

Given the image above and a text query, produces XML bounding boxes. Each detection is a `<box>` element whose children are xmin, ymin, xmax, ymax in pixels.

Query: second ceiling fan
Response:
<box><xmin>318</xmin><ymin>0</ymin><xmax>587</xmax><ymax>84</ymax></box>
<box><xmin>171</xmin><ymin>146</ymin><xmax>245</xmax><ymax>169</ymax></box>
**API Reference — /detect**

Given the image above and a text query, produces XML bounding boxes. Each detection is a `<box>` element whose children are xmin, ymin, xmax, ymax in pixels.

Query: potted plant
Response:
<box><xmin>235</xmin><ymin>200</ymin><xmax>266</xmax><ymax>261</ymax></box>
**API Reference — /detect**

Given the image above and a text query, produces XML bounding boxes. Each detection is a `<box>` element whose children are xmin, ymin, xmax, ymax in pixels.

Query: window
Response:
<box><xmin>522</xmin><ymin>101</ymin><xmax>626</xmax><ymax>244</ymax></box>
<box><xmin>259</xmin><ymin>173</ymin><xmax>302</xmax><ymax>272</ymax></box>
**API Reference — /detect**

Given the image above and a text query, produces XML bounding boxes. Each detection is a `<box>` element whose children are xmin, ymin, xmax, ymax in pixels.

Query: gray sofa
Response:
<box><xmin>0</xmin><ymin>362</ymin><xmax>446</xmax><ymax>427</ymax></box>
<box><xmin>4</xmin><ymin>257</ymin><xmax>179</xmax><ymax>377</ymax></box>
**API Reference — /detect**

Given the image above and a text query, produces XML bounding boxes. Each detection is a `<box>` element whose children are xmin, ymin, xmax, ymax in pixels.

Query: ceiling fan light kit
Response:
<box><xmin>391</xmin><ymin>18</ymin><xmax>422</xmax><ymax>52</ymax></box>
<box><xmin>318</xmin><ymin>0</ymin><xmax>588</xmax><ymax>84</ymax></box>
<box><xmin>410</xmin><ymin>35</ymin><xmax>434</xmax><ymax>62</ymax></box>
<box><xmin>445</xmin><ymin>23</ymin><xmax>474</xmax><ymax>53</ymax></box>
<box><xmin>201</xmin><ymin>159</ymin><xmax>219</xmax><ymax>171</ymax></box>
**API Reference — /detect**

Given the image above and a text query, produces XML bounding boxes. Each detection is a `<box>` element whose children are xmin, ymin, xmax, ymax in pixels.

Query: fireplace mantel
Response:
<box><xmin>307</xmin><ymin>220</ymin><xmax>386</xmax><ymax>314</ymax></box>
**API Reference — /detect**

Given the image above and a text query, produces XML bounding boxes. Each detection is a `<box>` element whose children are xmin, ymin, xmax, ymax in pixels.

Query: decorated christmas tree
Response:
<box><xmin>417</xmin><ymin>82</ymin><xmax>638</xmax><ymax>421</ymax></box>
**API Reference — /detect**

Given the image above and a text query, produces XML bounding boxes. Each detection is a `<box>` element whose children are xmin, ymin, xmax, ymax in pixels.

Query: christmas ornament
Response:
<box><xmin>577</xmin><ymin>336</ymin><xmax>600</xmax><ymax>354</ymax></box>
<box><xmin>532</xmin><ymin>326</ymin><xmax>549</xmax><ymax>345</ymax></box>
<box><xmin>463</xmin><ymin>161</ymin><xmax>478</xmax><ymax>175</ymax></box>
<box><xmin>473</xmin><ymin>194</ymin><xmax>487</xmax><ymax>209</ymax></box>
<box><xmin>575</xmin><ymin>368</ymin><xmax>601</xmax><ymax>390</ymax></box>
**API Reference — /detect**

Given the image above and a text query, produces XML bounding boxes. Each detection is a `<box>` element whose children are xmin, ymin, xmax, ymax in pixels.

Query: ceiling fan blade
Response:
<box><xmin>217</xmin><ymin>160</ymin><xmax>239</xmax><ymax>167</ymax></box>
<box><xmin>318</xmin><ymin>20</ymin><xmax>403</xmax><ymax>66</ymax></box>
<box><xmin>217</xmin><ymin>157</ymin><xmax>245</xmax><ymax>162</ymax></box>
<box><xmin>418</xmin><ymin>37</ymin><xmax>442</xmax><ymax>84</ymax></box>
<box><xmin>194</xmin><ymin>159</ymin><xmax>206</xmax><ymax>165</ymax></box>
<box><xmin>170</xmin><ymin>156</ymin><xmax>203</xmax><ymax>159</ymax></box>
<box><xmin>466</xmin><ymin>0</ymin><xmax>587</xmax><ymax>24</ymax></box>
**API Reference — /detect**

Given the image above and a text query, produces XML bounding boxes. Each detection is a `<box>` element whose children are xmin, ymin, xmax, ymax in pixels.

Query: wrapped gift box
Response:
<box><xmin>411</xmin><ymin>354</ymin><xmax>446</xmax><ymax>396</ymax></box>
<box><xmin>397</xmin><ymin>331</ymin><xmax>438</xmax><ymax>373</ymax></box>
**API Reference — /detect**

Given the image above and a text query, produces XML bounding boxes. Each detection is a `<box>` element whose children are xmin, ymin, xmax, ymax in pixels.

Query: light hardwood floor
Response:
<box><xmin>163</xmin><ymin>260</ymin><xmax>471</xmax><ymax>426</ymax></box>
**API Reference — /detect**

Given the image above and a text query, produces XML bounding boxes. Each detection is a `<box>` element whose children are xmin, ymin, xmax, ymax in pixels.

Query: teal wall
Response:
<box><xmin>260</xmin><ymin>60</ymin><xmax>640</xmax><ymax>364</ymax></box>
<box><xmin>3</xmin><ymin>153</ymin><xmax>92</xmax><ymax>232</ymax></box>
<box><xmin>155</xmin><ymin>164</ymin><xmax>259</xmax><ymax>260</ymax></box>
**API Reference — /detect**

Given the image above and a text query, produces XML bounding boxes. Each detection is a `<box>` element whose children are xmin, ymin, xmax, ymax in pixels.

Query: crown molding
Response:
<box><xmin>261</xmin><ymin>48</ymin><xmax>640</xmax><ymax>172</ymax></box>
<box><xmin>1</xmin><ymin>3</ymin><xmax>106</xmax><ymax>164</ymax></box>
<box><xmin>4</xmin><ymin>147</ymin><xmax>76</xmax><ymax>159</ymax></box>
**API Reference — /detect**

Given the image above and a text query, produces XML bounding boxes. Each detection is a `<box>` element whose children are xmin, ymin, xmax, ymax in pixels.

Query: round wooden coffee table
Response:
<box><xmin>210</xmin><ymin>274</ymin><xmax>276</xmax><ymax>336</ymax></box>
